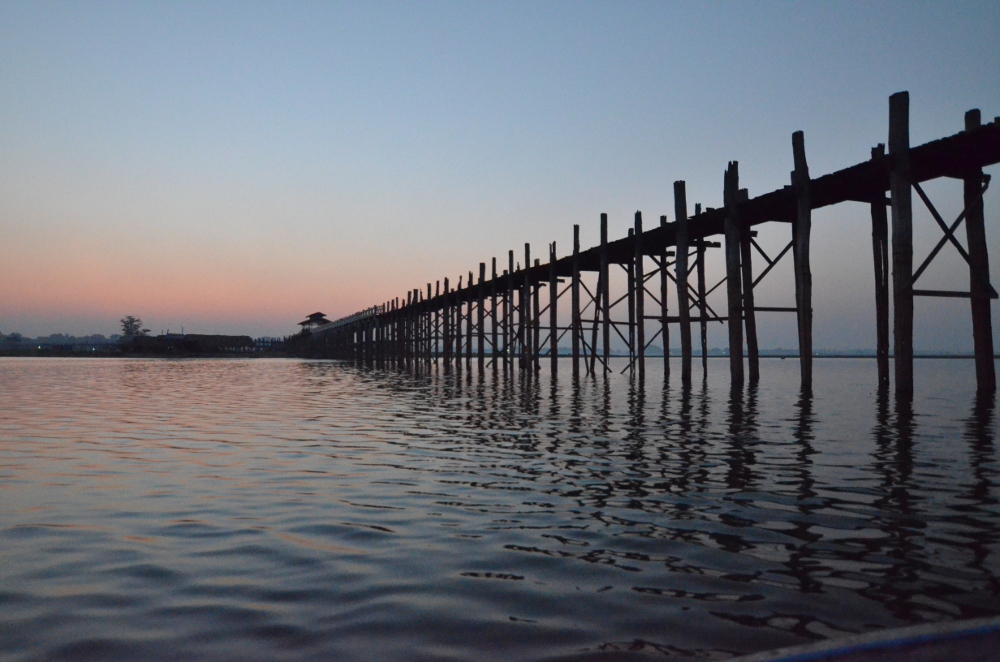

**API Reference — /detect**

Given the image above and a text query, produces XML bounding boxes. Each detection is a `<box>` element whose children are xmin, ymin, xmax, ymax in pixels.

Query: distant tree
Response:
<box><xmin>2</xmin><ymin>332</ymin><xmax>23</xmax><ymax>345</ymax></box>
<box><xmin>120</xmin><ymin>316</ymin><xmax>150</xmax><ymax>340</ymax></box>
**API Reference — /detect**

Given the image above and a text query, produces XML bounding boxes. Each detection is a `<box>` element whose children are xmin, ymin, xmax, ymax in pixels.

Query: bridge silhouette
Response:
<box><xmin>299</xmin><ymin>92</ymin><xmax>1000</xmax><ymax>397</ymax></box>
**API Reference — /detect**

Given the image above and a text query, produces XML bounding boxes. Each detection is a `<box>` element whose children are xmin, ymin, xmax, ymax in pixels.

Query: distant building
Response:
<box><xmin>298</xmin><ymin>312</ymin><xmax>331</xmax><ymax>332</ymax></box>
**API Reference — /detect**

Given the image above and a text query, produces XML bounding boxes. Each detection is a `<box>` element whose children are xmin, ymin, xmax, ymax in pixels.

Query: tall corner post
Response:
<box><xmin>674</xmin><ymin>181</ymin><xmax>692</xmax><ymax>386</ymax></box>
<box><xmin>724</xmin><ymin>162</ymin><xmax>745</xmax><ymax>387</ymax></box>
<box><xmin>634</xmin><ymin>212</ymin><xmax>645</xmax><ymax>381</ymax></box>
<box><xmin>870</xmin><ymin>144</ymin><xmax>891</xmax><ymax>389</ymax></box>
<box><xmin>964</xmin><ymin>109</ymin><xmax>996</xmax><ymax>393</ymax></box>
<box><xmin>572</xmin><ymin>225</ymin><xmax>581</xmax><ymax>376</ymax></box>
<box><xmin>600</xmin><ymin>213</ymin><xmax>611</xmax><ymax>372</ymax></box>
<box><xmin>792</xmin><ymin>131</ymin><xmax>813</xmax><ymax>390</ymax></box>
<box><xmin>889</xmin><ymin>91</ymin><xmax>913</xmax><ymax>396</ymax></box>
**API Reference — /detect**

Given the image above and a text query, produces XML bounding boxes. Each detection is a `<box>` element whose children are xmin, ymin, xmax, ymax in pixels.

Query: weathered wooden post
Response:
<box><xmin>695</xmin><ymin>203</ymin><xmax>708</xmax><ymax>376</ymax></box>
<box><xmin>522</xmin><ymin>245</ymin><xmax>530</xmax><ymax>369</ymax></box>
<box><xmin>724</xmin><ymin>162</ymin><xmax>744</xmax><ymax>386</ymax></box>
<box><xmin>675</xmin><ymin>181</ymin><xmax>692</xmax><ymax>386</ymax></box>
<box><xmin>490</xmin><ymin>258</ymin><xmax>500</xmax><ymax>370</ymax></box>
<box><xmin>466</xmin><ymin>271</ymin><xmax>474</xmax><ymax>364</ymax></box>
<box><xmin>572</xmin><ymin>225</ymin><xmax>581</xmax><ymax>376</ymax></box>
<box><xmin>455</xmin><ymin>277</ymin><xmax>463</xmax><ymax>362</ymax></box>
<box><xmin>870</xmin><ymin>145</ymin><xmax>891</xmax><ymax>388</ymax></box>
<box><xmin>627</xmin><ymin>228</ymin><xmax>636</xmax><ymax>367</ymax></box>
<box><xmin>601</xmin><ymin>213</ymin><xmax>610</xmax><ymax>371</ymax></box>
<box><xmin>443</xmin><ymin>278</ymin><xmax>451</xmax><ymax>365</ymax></box>
<box><xmin>550</xmin><ymin>242</ymin><xmax>558</xmax><ymax>374</ymax></box>
<box><xmin>739</xmin><ymin>190</ymin><xmax>759</xmax><ymax>383</ymax></box>
<box><xmin>508</xmin><ymin>250</ymin><xmax>515</xmax><ymax>367</ymax></box>
<box><xmin>659</xmin><ymin>215</ymin><xmax>670</xmax><ymax>382</ymax></box>
<box><xmin>792</xmin><ymin>131</ymin><xmax>812</xmax><ymax>389</ymax></box>
<box><xmin>634</xmin><ymin>212</ymin><xmax>645</xmax><ymax>381</ymax></box>
<box><xmin>964</xmin><ymin>109</ymin><xmax>996</xmax><ymax>393</ymax></box>
<box><xmin>889</xmin><ymin>91</ymin><xmax>913</xmax><ymax>396</ymax></box>
<box><xmin>426</xmin><ymin>283</ymin><xmax>433</xmax><ymax>362</ymax></box>
<box><xmin>533</xmin><ymin>258</ymin><xmax>541</xmax><ymax>370</ymax></box>
<box><xmin>478</xmin><ymin>263</ymin><xmax>486</xmax><ymax>366</ymax></box>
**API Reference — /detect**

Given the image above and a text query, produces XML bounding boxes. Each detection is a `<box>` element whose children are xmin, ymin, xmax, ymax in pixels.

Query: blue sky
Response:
<box><xmin>2</xmin><ymin>1</ymin><xmax>998</xmax><ymax>350</ymax></box>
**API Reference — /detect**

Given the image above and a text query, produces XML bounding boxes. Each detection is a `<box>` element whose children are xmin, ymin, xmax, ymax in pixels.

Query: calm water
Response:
<box><xmin>1</xmin><ymin>357</ymin><xmax>998</xmax><ymax>661</ymax></box>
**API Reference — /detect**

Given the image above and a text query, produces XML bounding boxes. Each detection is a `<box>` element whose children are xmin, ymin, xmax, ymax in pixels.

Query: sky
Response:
<box><xmin>1</xmin><ymin>1</ymin><xmax>999</xmax><ymax>351</ymax></box>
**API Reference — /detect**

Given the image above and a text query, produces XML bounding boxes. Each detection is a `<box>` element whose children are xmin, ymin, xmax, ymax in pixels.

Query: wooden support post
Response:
<box><xmin>426</xmin><ymin>283</ymin><xmax>433</xmax><ymax>362</ymax></box>
<box><xmin>531</xmin><ymin>259</ymin><xmax>542</xmax><ymax>370</ymax></box>
<box><xmin>508</xmin><ymin>250</ymin><xmax>515</xmax><ymax>367</ymax></box>
<box><xmin>456</xmin><ymin>284</ymin><xmax>463</xmax><ymax>365</ymax></box>
<box><xmin>870</xmin><ymin>145</ymin><xmax>891</xmax><ymax>388</ymax></box>
<box><xmin>965</xmin><ymin>109</ymin><xmax>996</xmax><ymax>393</ymax></box>
<box><xmin>601</xmin><ymin>213</ymin><xmax>610</xmax><ymax>371</ymax></box>
<box><xmin>572</xmin><ymin>225</ymin><xmax>581</xmax><ymax>376</ymax></box>
<box><xmin>675</xmin><ymin>181</ymin><xmax>692</xmax><ymax>386</ymax></box>
<box><xmin>550</xmin><ymin>242</ymin><xmax>558</xmax><ymax>374</ymax></box>
<box><xmin>792</xmin><ymin>131</ymin><xmax>813</xmax><ymax>389</ymax></box>
<box><xmin>634</xmin><ymin>213</ymin><xmax>645</xmax><ymax>381</ymax></box>
<box><xmin>522</xmin><ymin>245</ymin><xmax>530</xmax><ymax>369</ymax></box>
<box><xmin>443</xmin><ymin>278</ymin><xmax>451</xmax><ymax>364</ymax></box>
<box><xmin>492</xmin><ymin>258</ymin><xmax>499</xmax><ymax>363</ymax></box>
<box><xmin>627</xmin><ymin>228</ymin><xmax>636</xmax><ymax>368</ymax></box>
<box><xmin>724</xmin><ymin>162</ymin><xmax>744</xmax><ymax>386</ymax></box>
<box><xmin>478</xmin><ymin>263</ymin><xmax>486</xmax><ymax>365</ymax></box>
<box><xmin>739</xmin><ymin>189</ymin><xmax>759</xmax><ymax>383</ymax></box>
<box><xmin>889</xmin><ymin>91</ymin><xmax>913</xmax><ymax>396</ymax></box>
<box><xmin>466</xmin><ymin>271</ymin><xmax>474</xmax><ymax>364</ymax></box>
<box><xmin>695</xmin><ymin>203</ymin><xmax>708</xmax><ymax>376</ymax></box>
<box><xmin>660</xmin><ymin>215</ymin><xmax>670</xmax><ymax>382</ymax></box>
<box><xmin>502</xmin><ymin>269</ymin><xmax>510</xmax><ymax>366</ymax></box>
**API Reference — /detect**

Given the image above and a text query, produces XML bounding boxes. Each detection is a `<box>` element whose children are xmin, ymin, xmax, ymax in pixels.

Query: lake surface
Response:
<box><xmin>1</xmin><ymin>357</ymin><xmax>998</xmax><ymax>661</ymax></box>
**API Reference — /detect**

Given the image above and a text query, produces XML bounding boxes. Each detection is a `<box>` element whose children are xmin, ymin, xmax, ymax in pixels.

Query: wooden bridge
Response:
<box><xmin>301</xmin><ymin>92</ymin><xmax>1000</xmax><ymax>397</ymax></box>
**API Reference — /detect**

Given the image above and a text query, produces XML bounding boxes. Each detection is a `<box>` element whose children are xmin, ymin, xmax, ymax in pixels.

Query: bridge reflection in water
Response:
<box><xmin>1</xmin><ymin>357</ymin><xmax>997</xmax><ymax>660</ymax></box>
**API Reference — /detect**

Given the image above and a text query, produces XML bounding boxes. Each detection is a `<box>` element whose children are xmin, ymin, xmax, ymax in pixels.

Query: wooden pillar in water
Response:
<box><xmin>522</xmin><ymin>244</ymin><xmax>531</xmax><ymax>369</ymax></box>
<box><xmin>964</xmin><ymin>109</ymin><xmax>996</xmax><ymax>393</ymax></box>
<box><xmin>466</xmin><ymin>271</ymin><xmax>474</xmax><ymax>364</ymax></box>
<box><xmin>533</xmin><ymin>258</ymin><xmax>541</xmax><ymax>370</ymax></box>
<box><xmin>426</xmin><ymin>284</ymin><xmax>433</xmax><ymax>362</ymax></box>
<box><xmin>739</xmin><ymin>190</ymin><xmax>759</xmax><ymax>383</ymax></box>
<box><xmin>627</xmin><ymin>228</ymin><xmax>636</xmax><ymax>368</ymax></box>
<box><xmin>550</xmin><ymin>242</ymin><xmax>558</xmax><ymax>374</ymax></box>
<box><xmin>443</xmin><ymin>278</ymin><xmax>451</xmax><ymax>365</ymax></box>
<box><xmin>724</xmin><ymin>162</ymin><xmax>744</xmax><ymax>386</ymax></box>
<box><xmin>792</xmin><ymin>132</ymin><xmax>812</xmax><ymax>389</ymax></box>
<box><xmin>492</xmin><ymin>258</ymin><xmax>499</xmax><ymax>363</ymax></box>
<box><xmin>478</xmin><ymin>263</ymin><xmax>486</xmax><ymax>366</ymax></box>
<box><xmin>675</xmin><ymin>181</ymin><xmax>692</xmax><ymax>386</ymax></box>
<box><xmin>572</xmin><ymin>225</ymin><xmax>581</xmax><ymax>376</ymax></box>
<box><xmin>508</xmin><ymin>250</ymin><xmax>515</xmax><ymax>367</ymax></box>
<box><xmin>458</xmin><ymin>281</ymin><xmax>465</xmax><ymax>365</ymax></box>
<box><xmin>695</xmin><ymin>203</ymin><xmax>708</xmax><ymax>376</ymax></box>
<box><xmin>889</xmin><ymin>91</ymin><xmax>913</xmax><ymax>396</ymax></box>
<box><xmin>601</xmin><ymin>214</ymin><xmax>610</xmax><ymax>371</ymax></box>
<box><xmin>870</xmin><ymin>144</ymin><xmax>891</xmax><ymax>389</ymax></box>
<box><xmin>634</xmin><ymin>213</ymin><xmax>645</xmax><ymax>381</ymax></box>
<box><xmin>659</xmin><ymin>215</ymin><xmax>670</xmax><ymax>382</ymax></box>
